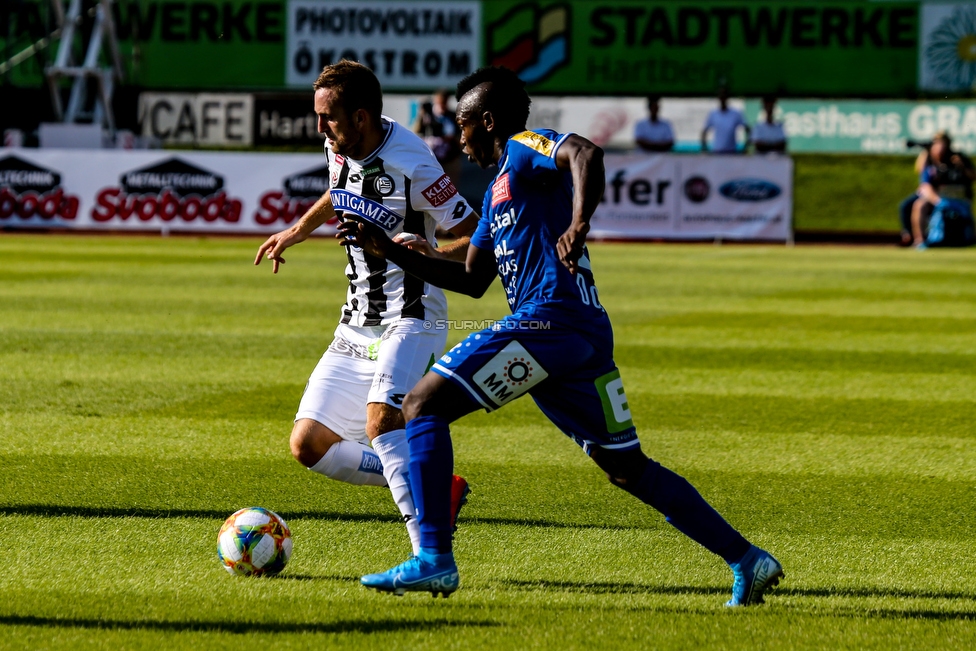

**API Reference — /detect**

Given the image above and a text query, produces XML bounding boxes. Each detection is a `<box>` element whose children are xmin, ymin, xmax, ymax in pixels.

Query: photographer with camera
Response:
<box><xmin>413</xmin><ymin>90</ymin><xmax>462</xmax><ymax>187</ymax></box>
<box><xmin>906</xmin><ymin>131</ymin><xmax>976</xmax><ymax>249</ymax></box>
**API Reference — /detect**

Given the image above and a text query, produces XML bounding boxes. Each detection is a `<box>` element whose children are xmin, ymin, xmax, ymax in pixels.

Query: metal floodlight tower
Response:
<box><xmin>45</xmin><ymin>0</ymin><xmax>124</xmax><ymax>135</ymax></box>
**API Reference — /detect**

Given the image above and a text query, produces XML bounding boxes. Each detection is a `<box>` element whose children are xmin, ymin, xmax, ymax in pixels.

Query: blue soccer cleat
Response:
<box><xmin>726</xmin><ymin>545</ymin><xmax>784</xmax><ymax>607</ymax></box>
<box><xmin>361</xmin><ymin>550</ymin><xmax>459</xmax><ymax>598</ymax></box>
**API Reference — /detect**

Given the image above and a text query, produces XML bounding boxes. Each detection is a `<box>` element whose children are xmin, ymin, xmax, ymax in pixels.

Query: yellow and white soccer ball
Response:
<box><xmin>217</xmin><ymin>507</ymin><xmax>292</xmax><ymax>577</ymax></box>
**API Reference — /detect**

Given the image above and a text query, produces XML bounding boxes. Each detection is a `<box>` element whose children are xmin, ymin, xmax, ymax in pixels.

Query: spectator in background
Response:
<box><xmin>911</xmin><ymin>131</ymin><xmax>976</xmax><ymax>248</ymax></box>
<box><xmin>898</xmin><ymin>149</ymin><xmax>931</xmax><ymax>246</ymax></box>
<box><xmin>752</xmin><ymin>96</ymin><xmax>787</xmax><ymax>153</ymax></box>
<box><xmin>414</xmin><ymin>89</ymin><xmax>462</xmax><ymax>187</ymax></box>
<box><xmin>701</xmin><ymin>87</ymin><xmax>749</xmax><ymax>154</ymax></box>
<box><xmin>634</xmin><ymin>96</ymin><xmax>674</xmax><ymax>152</ymax></box>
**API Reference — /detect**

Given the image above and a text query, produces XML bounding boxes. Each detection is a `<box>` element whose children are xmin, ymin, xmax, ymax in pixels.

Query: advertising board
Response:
<box><xmin>285</xmin><ymin>1</ymin><xmax>481</xmax><ymax>90</ymax></box>
<box><xmin>743</xmin><ymin>99</ymin><xmax>976</xmax><ymax>154</ymax></box>
<box><xmin>1</xmin><ymin>0</ymin><xmax>931</xmax><ymax>96</ymax></box>
<box><xmin>0</xmin><ymin>149</ymin><xmax>333</xmax><ymax>234</ymax></box>
<box><xmin>1</xmin><ymin>149</ymin><xmax>791</xmax><ymax>241</ymax></box>
<box><xmin>592</xmin><ymin>153</ymin><xmax>793</xmax><ymax>241</ymax></box>
<box><xmin>918</xmin><ymin>3</ymin><xmax>976</xmax><ymax>93</ymax></box>
<box><xmin>138</xmin><ymin>94</ymin><xmax>255</xmax><ymax>146</ymax></box>
<box><xmin>483</xmin><ymin>0</ymin><xmax>919</xmax><ymax>96</ymax></box>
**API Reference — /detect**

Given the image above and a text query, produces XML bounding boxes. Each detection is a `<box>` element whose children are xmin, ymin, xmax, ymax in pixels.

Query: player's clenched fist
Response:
<box><xmin>557</xmin><ymin>221</ymin><xmax>590</xmax><ymax>275</ymax></box>
<box><xmin>336</xmin><ymin>220</ymin><xmax>391</xmax><ymax>258</ymax></box>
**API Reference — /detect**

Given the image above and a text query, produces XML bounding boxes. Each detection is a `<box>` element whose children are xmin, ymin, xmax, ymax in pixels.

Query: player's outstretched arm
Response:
<box><xmin>554</xmin><ymin>134</ymin><xmax>606</xmax><ymax>275</ymax></box>
<box><xmin>398</xmin><ymin>235</ymin><xmax>473</xmax><ymax>261</ymax></box>
<box><xmin>254</xmin><ymin>191</ymin><xmax>337</xmax><ymax>274</ymax></box>
<box><xmin>396</xmin><ymin>211</ymin><xmax>478</xmax><ymax>261</ymax></box>
<box><xmin>337</xmin><ymin>220</ymin><xmax>496</xmax><ymax>298</ymax></box>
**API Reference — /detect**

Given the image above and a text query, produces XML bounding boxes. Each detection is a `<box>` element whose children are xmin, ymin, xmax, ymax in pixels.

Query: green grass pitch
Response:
<box><xmin>2</xmin><ymin>234</ymin><xmax>976</xmax><ymax>650</ymax></box>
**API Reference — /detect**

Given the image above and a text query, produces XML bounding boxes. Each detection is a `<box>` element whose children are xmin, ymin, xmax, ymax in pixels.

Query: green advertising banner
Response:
<box><xmin>482</xmin><ymin>0</ymin><xmax>919</xmax><ymax>96</ymax></box>
<box><xmin>2</xmin><ymin>0</ymin><xmax>288</xmax><ymax>89</ymax></box>
<box><xmin>744</xmin><ymin>99</ymin><xmax>976</xmax><ymax>154</ymax></box>
<box><xmin>2</xmin><ymin>0</ymin><xmax>959</xmax><ymax>97</ymax></box>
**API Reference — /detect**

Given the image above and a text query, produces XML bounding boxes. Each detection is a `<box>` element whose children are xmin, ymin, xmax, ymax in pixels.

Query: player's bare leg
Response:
<box><xmin>911</xmin><ymin>197</ymin><xmax>927</xmax><ymax>246</ymax></box>
<box><xmin>291</xmin><ymin>404</ymin><xmax>434</xmax><ymax>555</ymax></box>
<box><xmin>290</xmin><ymin>418</ymin><xmax>386</xmax><ymax>486</ymax></box>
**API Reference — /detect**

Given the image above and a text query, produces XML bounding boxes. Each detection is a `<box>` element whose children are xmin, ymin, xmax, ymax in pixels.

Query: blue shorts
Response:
<box><xmin>430</xmin><ymin>313</ymin><xmax>640</xmax><ymax>452</ymax></box>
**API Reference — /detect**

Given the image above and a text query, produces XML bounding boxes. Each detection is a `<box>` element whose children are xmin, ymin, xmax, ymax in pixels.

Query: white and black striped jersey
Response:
<box><xmin>327</xmin><ymin>117</ymin><xmax>474</xmax><ymax>326</ymax></box>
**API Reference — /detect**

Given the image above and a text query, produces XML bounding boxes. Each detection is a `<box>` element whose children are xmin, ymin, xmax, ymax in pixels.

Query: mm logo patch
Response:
<box><xmin>472</xmin><ymin>341</ymin><xmax>547</xmax><ymax>407</ymax></box>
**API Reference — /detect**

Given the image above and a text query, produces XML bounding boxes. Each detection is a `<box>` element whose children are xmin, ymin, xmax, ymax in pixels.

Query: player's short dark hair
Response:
<box><xmin>313</xmin><ymin>60</ymin><xmax>382</xmax><ymax>121</ymax></box>
<box><xmin>456</xmin><ymin>66</ymin><xmax>531</xmax><ymax>131</ymax></box>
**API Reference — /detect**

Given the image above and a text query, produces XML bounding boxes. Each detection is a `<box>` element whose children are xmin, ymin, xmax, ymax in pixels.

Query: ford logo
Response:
<box><xmin>719</xmin><ymin>179</ymin><xmax>781</xmax><ymax>202</ymax></box>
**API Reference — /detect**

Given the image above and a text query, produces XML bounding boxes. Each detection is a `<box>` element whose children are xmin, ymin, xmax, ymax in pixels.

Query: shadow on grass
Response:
<box><xmin>0</xmin><ymin>504</ymin><xmax>403</xmax><ymax>524</ymax></box>
<box><xmin>0</xmin><ymin>614</ymin><xmax>499</xmax><ymax>634</ymax></box>
<box><xmin>270</xmin><ymin>573</ymin><xmax>361</xmax><ymax>583</ymax></box>
<box><xmin>504</xmin><ymin>579</ymin><xmax>976</xmax><ymax>618</ymax></box>
<box><xmin>0</xmin><ymin>505</ymin><xmax>650</xmax><ymax>530</ymax></box>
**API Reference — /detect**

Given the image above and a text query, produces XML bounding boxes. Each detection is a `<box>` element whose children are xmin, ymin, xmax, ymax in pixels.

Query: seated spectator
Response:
<box><xmin>701</xmin><ymin>87</ymin><xmax>749</xmax><ymax>154</ymax></box>
<box><xmin>634</xmin><ymin>96</ymin><xmax>674</xmax><ymax>152</ymax></box>
<box><xmin>752</xmin><ymin>97</ymin><xmax>787</xmax><ymax>153</ymax></box>
<box><xmin>911</xmin><ymin>131</ymin><xmax>976</xmax><ymax>249</ymax></box>
<box><xmin>898</xmin><ymin>149</ymin><xmax>930</xmax><ymax>246</ymax></box>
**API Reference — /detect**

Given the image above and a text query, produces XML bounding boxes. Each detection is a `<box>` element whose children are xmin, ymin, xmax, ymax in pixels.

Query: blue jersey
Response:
<box><xmin>471</xmin><ymin>129</ymin><xmax>608</xmax><ymax>330</ymax></box>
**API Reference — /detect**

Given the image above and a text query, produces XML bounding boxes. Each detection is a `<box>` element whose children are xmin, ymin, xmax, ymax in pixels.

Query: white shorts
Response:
<box><xmin>295</xmin><ymin>319</ymin><xmax>447</xmax><ymax>444</ymax></box>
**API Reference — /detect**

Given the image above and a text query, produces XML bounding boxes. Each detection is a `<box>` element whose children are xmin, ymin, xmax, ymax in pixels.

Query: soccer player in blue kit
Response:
<box><xmin>339</xmin><ymin>66</ymin><xmax>784</xmax><ymax>607</ymax></box>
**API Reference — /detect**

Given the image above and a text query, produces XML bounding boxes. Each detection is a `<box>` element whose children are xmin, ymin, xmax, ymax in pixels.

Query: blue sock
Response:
<box><xmin>624</xmin><ymin>459</ymin><xmax>751</xmax><ymax>564</ymax></box>
<box><xmin>405</xmin><ymin>415</ymin><xmax>454</xmax><ymax>554</ymax></box>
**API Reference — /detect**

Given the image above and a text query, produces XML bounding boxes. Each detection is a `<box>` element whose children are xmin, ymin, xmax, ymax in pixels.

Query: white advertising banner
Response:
<box><xmin>594</xmin><ymin>154</ymin><xmax>679</xmax><ymax>236</ymax></box>
<box><xmin>2</xmin><ymin>149</ymin><xmax>791</xmax><ymax>241</ymax></box>
<box><xmin>286</xmin><ymin>1</ymin><xmax>481</xmax><ymax>90</ymax></box>
<box><xmin>592</xmin><ymin>154</ymin><xmax>793</xmax><ymax>242</ymax></box>
<box><xmin>0</xmin><ymin>149</ymin><xmax>334</xmax><ymax>234</ymax></box>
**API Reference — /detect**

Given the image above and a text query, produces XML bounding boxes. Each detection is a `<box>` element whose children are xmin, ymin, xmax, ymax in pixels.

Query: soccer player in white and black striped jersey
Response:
<box><xmin>255</xmin><ymin>61</ymin><xmax>479</xmax><ymax>555</ymax></box>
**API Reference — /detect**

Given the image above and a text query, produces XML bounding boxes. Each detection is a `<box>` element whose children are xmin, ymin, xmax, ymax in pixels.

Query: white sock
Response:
<box><xmin>308</xmin><ymin>441</ymin><xmax>388</xmax><ymax>487</ymax></box>
<box><xmin>371</xmin><ymin>429</ymin><xmax>420</xmax><ymax>555</ymax></box>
